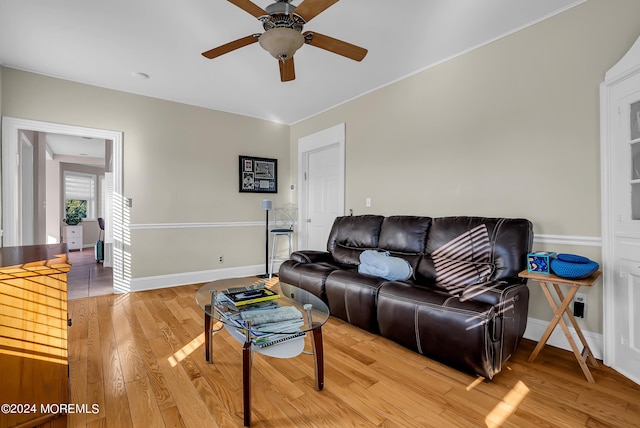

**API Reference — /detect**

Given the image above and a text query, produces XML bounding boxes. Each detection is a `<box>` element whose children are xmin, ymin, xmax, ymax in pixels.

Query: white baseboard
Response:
<box><xmin>523</xmin><ymin>317</ymin><xmax>603</xmax><ymax>360</ymax></box>
<box><xmin>128</xmin><ymin>264</ymin><xmax>266</xmax><ymax>293</ymax></box>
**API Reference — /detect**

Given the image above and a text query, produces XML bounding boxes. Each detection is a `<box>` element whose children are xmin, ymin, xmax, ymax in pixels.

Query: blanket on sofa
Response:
<box><xmin>358</xmin><ymin>250</ymin><xmax>413</xmax><ymax>281</ymax></box>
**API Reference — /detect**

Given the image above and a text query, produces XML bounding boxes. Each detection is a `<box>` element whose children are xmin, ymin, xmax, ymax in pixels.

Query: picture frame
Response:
<box><xmin>239</xmin><ymin>155</ymin><xmax>278</xmax><ymax>193</ymax></box>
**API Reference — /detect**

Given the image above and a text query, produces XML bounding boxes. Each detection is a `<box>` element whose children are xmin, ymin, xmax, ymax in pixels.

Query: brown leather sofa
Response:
<box><xmin>279</xmin><ymin>215</ymin><xmax>533</xmax><ymax>379</ymax></box>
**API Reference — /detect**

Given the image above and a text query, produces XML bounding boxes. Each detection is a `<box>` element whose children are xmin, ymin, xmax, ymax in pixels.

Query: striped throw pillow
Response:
<box><xmin>431</xmin><ymin>224</ymin><xmax>494</xmax><ymax>295</ymax></box>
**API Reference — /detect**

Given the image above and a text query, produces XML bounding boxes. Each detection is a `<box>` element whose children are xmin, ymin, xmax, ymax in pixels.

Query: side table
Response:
<box><xmin>518</xmin><ymin>270</ymin><xmax>601</xmax><ymax>383</ymax></box>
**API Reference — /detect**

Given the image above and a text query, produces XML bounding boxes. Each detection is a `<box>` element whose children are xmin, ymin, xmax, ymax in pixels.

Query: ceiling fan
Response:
<box><xmin>202</xmin><ymin>0</ymin><xmax>368</xmax><ymax>82</ymax></box>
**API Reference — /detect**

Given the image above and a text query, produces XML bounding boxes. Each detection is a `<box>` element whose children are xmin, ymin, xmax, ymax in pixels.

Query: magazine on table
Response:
<box><xmin>215</xmin><ymin>291</ymin><xmax>305</xmax><ymax>347</ymax></box>
<box><xmin>218</xmin><ymin>283</ymin><xmax>280</xmax><ymax>307</ymax></box>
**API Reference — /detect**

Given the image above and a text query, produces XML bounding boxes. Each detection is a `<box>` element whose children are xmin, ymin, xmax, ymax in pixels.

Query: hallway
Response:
<box><xmin>67</xmin><ymin>248</ymin><xmax>113</xmax><ymax>300</ymax></box>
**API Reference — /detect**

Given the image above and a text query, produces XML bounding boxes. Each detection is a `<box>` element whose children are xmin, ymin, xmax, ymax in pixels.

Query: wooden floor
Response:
<box><xmin>67</xmin><ymin>249</ymin><xmax>113</xmax><ymax>300</ymax></box>
<box><xmin>67</xmin><ymin>283</ymin><xmax>640</xmax><ymax>428</ymax></box>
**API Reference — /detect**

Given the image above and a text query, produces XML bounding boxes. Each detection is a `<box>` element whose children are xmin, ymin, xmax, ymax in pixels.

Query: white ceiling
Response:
<box><xmin>0</xmin><ymin>0</ymin><xmax>584</xmax><ymax>125</ymax></box>
<box><xmin>45</xmin><ymin>134</ymin><xmax>105</xmax><ymax>159</ymax></box>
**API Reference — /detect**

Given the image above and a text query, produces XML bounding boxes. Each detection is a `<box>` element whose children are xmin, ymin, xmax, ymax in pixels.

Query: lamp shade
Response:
<box><xmin>262</xmin><ymin>199</ymin><xmax>273</xmax><ymax>211</ymax></box>
<box><xmin>259</xmin><ymin>27</ymin><xmax>304</xmax><ymax>60</ymax></box>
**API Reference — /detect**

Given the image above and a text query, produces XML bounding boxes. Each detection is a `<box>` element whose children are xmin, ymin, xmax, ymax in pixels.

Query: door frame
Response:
<box><xmin>2</xmin><ymin>116</ymin><xmax>124</xmax><ymax>290</ymax></box>
<box><xmin>600</xmin><ymin>35</ymin><xmax>640</xmax><ymax>374</ymax></box>
<box><xmin>297</xmin><ymin>123</ymin><xmax>346</xmax><ymax>250</ymax></box>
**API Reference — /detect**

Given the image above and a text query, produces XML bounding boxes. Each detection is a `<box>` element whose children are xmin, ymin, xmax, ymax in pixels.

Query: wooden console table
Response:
<box><xmin>518</xmin><ymin>269</ymin><xmax>600</xmax><ymax>383</ymax></box>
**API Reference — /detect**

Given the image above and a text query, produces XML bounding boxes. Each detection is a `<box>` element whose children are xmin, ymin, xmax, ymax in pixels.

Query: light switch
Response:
<box><xmin>366</xmin><ymin>197</ymin><xmax>371</xmax><ymax>207</ymax></box>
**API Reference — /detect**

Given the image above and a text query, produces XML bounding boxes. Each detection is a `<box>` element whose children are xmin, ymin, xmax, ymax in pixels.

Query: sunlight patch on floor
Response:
<box><xmin>168</xmin><ymin>332</ymin><xmax>205</xmax><ymax>367</ymax></box>
<box><xmin>466</xmin><ymin>377</ymin><xmax>485</xmax><ymax>390</ymax></box>
<box><xmin>485</xmin><ymin>380</ymin><xmax>529</xmax><ymax>427</ymax></box>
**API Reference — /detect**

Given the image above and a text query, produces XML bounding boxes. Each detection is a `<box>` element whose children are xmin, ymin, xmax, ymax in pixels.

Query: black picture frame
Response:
<box><xmin>239</xmin><ymin>155</ymin><xmax>278</xmax><ymax>193</ymax></box>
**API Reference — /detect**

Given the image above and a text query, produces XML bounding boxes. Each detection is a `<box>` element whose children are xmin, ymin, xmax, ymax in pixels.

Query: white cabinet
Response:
<box><xmin>63</xmin><ymin>225</ymin><xmax>83</xmax><ymax>251</ymax></box>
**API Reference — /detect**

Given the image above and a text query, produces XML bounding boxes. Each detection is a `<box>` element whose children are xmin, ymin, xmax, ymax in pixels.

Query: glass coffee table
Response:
<box><xmin>196</xmin><ymin>278</ymin><xmax>330</xmax><ymax>427</ymax></box>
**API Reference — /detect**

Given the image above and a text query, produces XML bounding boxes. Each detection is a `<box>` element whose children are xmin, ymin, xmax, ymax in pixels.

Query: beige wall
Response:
<box><xmin>0</xmin><ymin>68</ymin><xmax>291</xmax><ymax>279</ymax></box>
<box><xmin>290</xmin><ymin>0</ymin><xmax>640</xmax><ymax>335</ymax></box>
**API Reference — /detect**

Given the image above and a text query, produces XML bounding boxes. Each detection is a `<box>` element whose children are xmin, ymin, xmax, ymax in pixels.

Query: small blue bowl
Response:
<box><xmin>551</xmin><ymin>257</ymin><xmax>599</xmax><ymax>279</ymax></box>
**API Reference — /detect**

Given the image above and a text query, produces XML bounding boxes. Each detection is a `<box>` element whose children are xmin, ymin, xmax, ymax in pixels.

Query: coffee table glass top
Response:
<box><xmin>195</xmin><ymin>278</ymin><xmax>330</xmax><ymax>335</ymax></box>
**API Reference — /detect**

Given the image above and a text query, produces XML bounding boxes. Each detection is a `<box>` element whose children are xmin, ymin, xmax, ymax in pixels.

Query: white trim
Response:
<box><xmin>523</xmin><ymin>316</ymin><xmax>603</xmax><ymax>360</ymax></box>
<box><xmin>129</xmin><ymin>264</ymin><xmax>265</xmax><ymax>292</ymax></box>
<box><xmin>600</xmin><ymin>34</ymin><xmax>640</xmax><ymax>370</ymax></box>
<box><xmin>1</xmin><ymin>116</ymin><xmax>125</xmax><ymax>290</ymax></box>
<box><xmin>129</xmin><ymin>221</ymin><xmax>263</xmax><ymax>230</ymax></box>
<box><xmin>604</xmin><ymin>35</ymin><xmax>640</xmax><ymax>83</ymax></box>
<box><xmin>533</xmin><ymin>234</ymin><xmax>601</xmax><ymax>247</ymax></box>
<box><xmin>124</xmin><ymin>224</ymin><xmax>602</xmax><ymax>248</ymax></box>
<box><xmin>297</xmin><ymin>123</ymin><xmax>346</xmax><ymax>250</ymax></box>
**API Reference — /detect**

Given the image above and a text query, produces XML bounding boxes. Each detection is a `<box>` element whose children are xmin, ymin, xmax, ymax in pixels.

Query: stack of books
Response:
<box><xmin>218</xmin><ymin>284</ymin><xmax>280</xmax><ymax>307</ymax></box>
<box><xmin>215</xmin><ymin>284</ymin><xmax>305</xmax><ymax>348</ymax></box>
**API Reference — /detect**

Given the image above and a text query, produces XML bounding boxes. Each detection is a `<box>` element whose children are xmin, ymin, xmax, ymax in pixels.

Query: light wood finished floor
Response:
<box><xmin>67</xmin><ymin>283</ymin><xmax>640</xmax><ymax>428</ymax></box>
<box><xmin>67</xmin><ymin>249</ymin><xmax>113</xmax><ymax>300</ymax></box>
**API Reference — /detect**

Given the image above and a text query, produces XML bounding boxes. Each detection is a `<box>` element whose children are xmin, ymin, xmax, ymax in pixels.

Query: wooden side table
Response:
<box><xmin>518</xmin><ymin>269</ymin><xmax>601</xmax><ymax>383</ymax></box>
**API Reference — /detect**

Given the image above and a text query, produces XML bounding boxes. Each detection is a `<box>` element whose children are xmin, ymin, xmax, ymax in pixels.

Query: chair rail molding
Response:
<box><xmin>533</xmin><ymin>234</ymin><xmax>601</xmax><ymax>247</ymax></box>
<box><xmin>129</xmin><ymin>221</ymin><xmax>263</xmax><ymax>230</ymax></box>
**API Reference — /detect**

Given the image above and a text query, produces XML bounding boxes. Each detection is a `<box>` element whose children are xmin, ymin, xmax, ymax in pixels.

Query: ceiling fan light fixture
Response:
<box><xmin>265</xmin><ymin>0</ymin><xmax>296</xmax><ymax>16</ymax></box>
<box><xmin>259</xmin><ymin>27</ymin><xmax>304</xmax><ymax>61</ymax></box>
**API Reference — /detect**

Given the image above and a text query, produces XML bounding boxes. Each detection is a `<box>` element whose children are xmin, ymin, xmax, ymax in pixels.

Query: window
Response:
<box><xmin>64</xmin><ymin>171</ymin><xmax>96</xmax><ymax>221</ymax></box>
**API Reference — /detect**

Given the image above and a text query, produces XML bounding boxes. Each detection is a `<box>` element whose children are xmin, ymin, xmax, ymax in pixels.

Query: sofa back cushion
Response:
<box><xmin>378</xmin><ymin>216</ymin><xmax>432</xmax><ymax>274</ymax></box>
<box><xmin>416</xmin><ymin>217</ymin><xmax>533</xmax><ymax>290</ymax></box>
<box><xmin>327</xmin><ymin>215</ymin><xmax>384</xmax><ymax>265</ymax></box>
<box><xmin>378</xmin><ymin>216</ymin><xmax>432</xmax><ymax>253</ymax></box>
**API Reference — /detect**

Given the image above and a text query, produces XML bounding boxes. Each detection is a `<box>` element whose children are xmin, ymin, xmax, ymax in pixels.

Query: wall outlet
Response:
<box><xmin>573</xmin><ymin>292</ymin><xmax>587</xmax><ymax>318</ymax></box>
<box><xmin>218</xmin><ymin>255</ymin><xmax>224</xmax><ymax>264</ymax></box>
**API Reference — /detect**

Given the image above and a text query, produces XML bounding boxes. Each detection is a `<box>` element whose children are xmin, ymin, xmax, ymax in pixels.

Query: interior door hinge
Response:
<box><xmin>304</xmin><ymin>172</ymin><xmax>307</xmax><ymax>181</ymax></box>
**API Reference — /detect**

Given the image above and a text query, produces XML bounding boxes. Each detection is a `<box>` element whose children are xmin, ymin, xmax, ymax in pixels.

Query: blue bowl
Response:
<box><xmin>551</xmin><ymin>258</ymin><xmax>599</xmax><ymax>279</ymax></box>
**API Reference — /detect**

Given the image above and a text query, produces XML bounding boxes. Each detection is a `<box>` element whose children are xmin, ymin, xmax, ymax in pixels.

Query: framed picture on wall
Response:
<box><xmin>239</xmin><ymin>155</ymin><xmax>278</xmax><ymax>193</ymax></box>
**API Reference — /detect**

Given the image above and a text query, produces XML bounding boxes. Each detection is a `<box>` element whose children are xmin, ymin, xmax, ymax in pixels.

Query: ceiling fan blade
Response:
<box><xmin>303</xmin><ymin>31</ymin><xmax>367</xmax><ymax>61</ymax></box>
<box><xmin>279</xmin><ymin>58</ymin><xmax>296</xmax><ymax>82</ymax></box>
<box><xmin>227</xmin><ymin>0</ymin><xmax>265</xmax><ymax>18</ymax></box>
<box><xmin>202</xmin><ymin>35</ymin><xmax>259</xmax><ymax>59</ymax></box>
<box><xmin>294</xmin><ymin>0</ymin><xmax>339</xmax><ymax>22</ymax></box>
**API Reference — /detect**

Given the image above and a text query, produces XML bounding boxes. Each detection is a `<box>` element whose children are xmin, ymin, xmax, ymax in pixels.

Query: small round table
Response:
<box><xmin>196</xmin><ymin>278</ymin><xmax>329</xmax><ymax>426</ymax></box>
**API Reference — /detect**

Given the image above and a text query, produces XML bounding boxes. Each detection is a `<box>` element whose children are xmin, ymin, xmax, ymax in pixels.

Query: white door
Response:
<box><xmin>305</xmin><ymin>144</ymin><xmax>342</xmax><ymax>250</ymax></box>
<box><xmin>298</xmin><ymin>124</ymin><xmax>345</xmax><ymax>251</ymax></box>
<box><xmin>608</xmin><ymin>73</ymin><xmax>640</xmax><ymax>384</ymax></box>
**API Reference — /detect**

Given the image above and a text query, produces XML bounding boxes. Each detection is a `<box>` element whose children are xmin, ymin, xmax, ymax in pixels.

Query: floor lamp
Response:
<box><xmin>259</xmin><ymin>199</ymin><xmax>272</xmax><ymax>278</ymax></box>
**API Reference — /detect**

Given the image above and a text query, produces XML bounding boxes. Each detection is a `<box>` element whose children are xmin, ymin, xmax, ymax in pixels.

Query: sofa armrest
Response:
<box><xmin>289</xmin><ymin>250</ymin><xmax>334</xmax><ymax>264</ymax></box>
<box><xmin>460</xmin><ymin>280</ymin><xmax>529</xmax><ymax>371</ymax></box>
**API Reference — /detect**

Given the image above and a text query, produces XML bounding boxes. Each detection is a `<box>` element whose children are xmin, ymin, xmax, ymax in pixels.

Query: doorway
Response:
<box><xmin>2</xmin><ymin>116</ymin><xmax>125</xmax><ymax>294</ymax></box>
<box><xmin>297</xmin><ymin>123</ymin><xmax>346</xmax><ymax>250</ymax></box>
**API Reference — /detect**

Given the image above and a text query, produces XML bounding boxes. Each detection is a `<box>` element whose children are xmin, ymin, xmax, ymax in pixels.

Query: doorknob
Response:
<box><xmin>307</xmin><ymin>218</ymin><xmax>312</xmax><ymax>223</ymax></box>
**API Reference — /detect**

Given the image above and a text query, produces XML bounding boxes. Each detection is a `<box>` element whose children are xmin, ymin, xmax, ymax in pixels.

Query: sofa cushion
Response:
<box><xmin>421</xmin><ymin>217</ymin><xmax>533</xmax><ymax>283</ymax></box>
<box><xmin>416</xmin><ymin>223</ymin><xmax>494</xmax><ymax>295</ymax></box>
<box><xmin>278</xmin><ymin>260</ymin><xmax>344</xmax><ymax>302</ymax></box>
<box><xmin>327</xmin><ymin>215</ymin><xmax>384</xmax><ymax>265</ymax></box>
<box><xmin>324</xmin><ymin>270</ymin><xmax>385</xmax><ymax>332</ymax></box>
<box><xmin>378</xmin><ymin>216</ymin><xmax>432</xmax><ymax>254</ymax></box>
<box><xmin>432</xmin><ymin>258</ymin><xmax>494</xmax><ymax>295</ymax></box>
<box><xmin>377</xmin><ymin>281</ymin><xmax>497</xmax><ymax>379</ymax></box>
